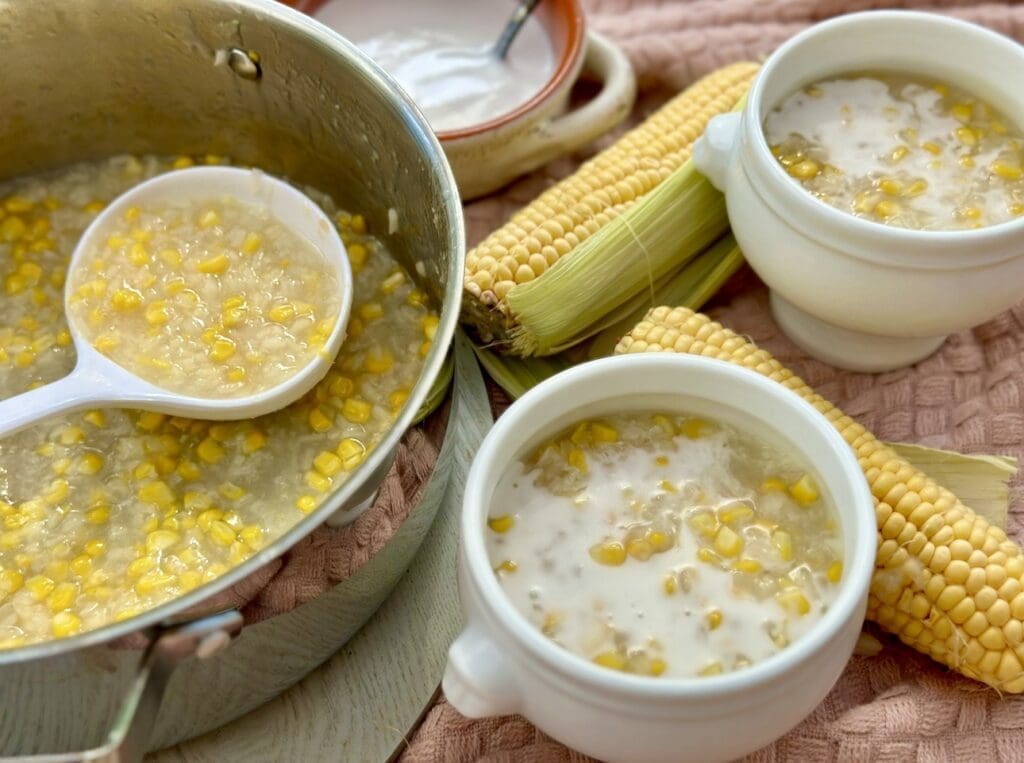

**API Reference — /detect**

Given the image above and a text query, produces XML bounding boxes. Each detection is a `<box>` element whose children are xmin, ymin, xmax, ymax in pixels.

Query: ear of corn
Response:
<box><xmin>462</xmin><ymin>62</ymin><xmax>759</xmax><ymax>356</ymax></box>
<box><xmin>616</xmin><ymin>306</ymin><xmax>1024</xmax><ymax>692</ymax></box>
<box><xmin>471</xmin><ymin>233</ymin><xmax>744</xmax><ymax>399</ymax></box>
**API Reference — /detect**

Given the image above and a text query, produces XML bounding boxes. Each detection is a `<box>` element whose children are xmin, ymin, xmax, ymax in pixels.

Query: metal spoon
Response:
<box><xmin>492</xmin><ymin>0</ymin><xmax>544</xmax><ymax>60</ymax></box>
<box><xmin>0</xmin><ymin>167</ymin><xmax>353</xmax><ymax>438</ymax></box>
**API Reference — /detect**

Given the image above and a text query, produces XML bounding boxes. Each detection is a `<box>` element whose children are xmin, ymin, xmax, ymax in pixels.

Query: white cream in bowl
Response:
<box><xmin>315</xmin><ymin>0</ymin><xmax>555</xmax><ymax>133</ymax></box>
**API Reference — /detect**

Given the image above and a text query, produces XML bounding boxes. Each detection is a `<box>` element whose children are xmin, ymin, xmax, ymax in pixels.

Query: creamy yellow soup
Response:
<box><xmin>765</xmin><ymin>73</ymin><xmax>1024</xmax><ymax>230</ymax></box>
<box><xmin>486</xmin><ymin>413</ymin><xmax>843</xmax><ymax>679</ymax></box>
<box><xmin>0</xmin><ymin>155</ymin><xmax>436</xmax><ymax>647</ymax></box>
<box><xmin>68</xmin><ymin>196</ymin><xmax>341</xmax><ymax>398</ymax></box>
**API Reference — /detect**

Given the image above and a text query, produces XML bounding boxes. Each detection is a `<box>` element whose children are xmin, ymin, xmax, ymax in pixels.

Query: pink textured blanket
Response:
<box><xmin>404</xmin><ymin>1</ymin><xmax>1024</xmax><ymax>760</ymax></box>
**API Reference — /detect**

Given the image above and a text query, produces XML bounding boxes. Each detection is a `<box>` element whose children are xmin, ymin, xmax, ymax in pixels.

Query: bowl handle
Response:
<box><xmin>692</xmin><ymin>111</ymin><xmax>741</xmax><ymax>191</ymax></box>
<box><xmin>500</xmin><ymin>31</ymin><xmax>636</xmax><ymax>177</ymax></box>
<box><xmin>443</xmin><ymin>624</ymin><xmax>521</xmax><ymax>718</ymax></box>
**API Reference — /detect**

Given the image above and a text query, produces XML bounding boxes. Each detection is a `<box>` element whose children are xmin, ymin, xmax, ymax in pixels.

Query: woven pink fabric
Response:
<box><xmin>404</xmin><ymin>1</ymin><xmax>1024</xmax><ymax>759</ymax></box>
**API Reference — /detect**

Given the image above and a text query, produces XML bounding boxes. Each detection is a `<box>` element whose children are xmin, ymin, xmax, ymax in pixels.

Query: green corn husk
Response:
<box><xmin>888</xmin><ymin>443</ymin><xmax>1016</xmax><ymax>530</ymax></box>
<box><xmin>587</xmin><ymin>234</ymin><xmax>744</xmax><ymax>358</ymax></box>
<box><xmin>475</xmin><ymin>232</ymin><xmax>743</xmax><ymax>399</ymax></box>
<box><xmin>506</xmin><ymin>162</ymin><xmax>728</xmax><ymax>357</ymax></box>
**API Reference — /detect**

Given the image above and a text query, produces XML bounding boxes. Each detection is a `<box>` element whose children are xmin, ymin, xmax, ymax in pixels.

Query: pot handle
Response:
<box><xmin>692</xmin><ymin>111</ymin><xmax>742</xmax><ymax>191</ymax></box>
<box><xmin>10</xmin><ymin>610</ymin><xmax>243</xmax><ymax>763</ymax></box>
<box><xmin>500</xmin><ymin>31</ymin><xmax>636</xmax><ymax>177</ymax></box>
<box><xmin>442</xmin><ymin>624</ymin><xmax>521</xmax><ymax>718</ymax></box>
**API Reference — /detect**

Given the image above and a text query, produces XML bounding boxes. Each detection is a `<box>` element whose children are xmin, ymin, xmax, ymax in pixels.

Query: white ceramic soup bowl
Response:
<box><xmin>444</xmin><ymin>354</ymin><xmax>875</xmax><ymax>763</ymax></box>
<box><xmin>306</xmin><ymin>0</ymin><xmax>636</xmax><ymax>200</ymax></box>
<box><xmin>693</xmin><ymin>11</ymin><xmax>1024</xmax><ymax>372</ymax></box>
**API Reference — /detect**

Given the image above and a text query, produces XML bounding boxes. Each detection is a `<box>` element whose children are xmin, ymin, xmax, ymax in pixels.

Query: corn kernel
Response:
<box><xmin>777</xmin><ymin>587</ymin><xmax>811</xmax><ymax>616</ymax></box>
<box><xmin>487</xmin><ymin>515</ymin><xmax>515</xmax><ymax>534</ymax></box>
<box><xmin>347</xmin><ymin>243</ymin><xmax>367</xmax><ymax>270</ymax></box>
<box><xmin>314</xmin><ymin>450</ymin><xmax>344</xmax><ymax>477</ymax></box>
<box><xmin>0</xmin><ymin>216</ymin><xmax>27</xmax><ymax>242</ymax></box>
<box><xmin>951</xmin><ymin>103</ymin><xmax>973</xmax><ymax>122</ymax></box>
<box><xmin>342</xmin><ymin>398</ymin><xmax>372</xmax><ymax>424</ymax></box>
<box><xmin>268</xmin><ymin>303</ymin><xmax>296</xmax><ymax>323</ymax></box>
<box><xmin>627</xmin><ymin>538</ymin><xmax>654</xmax><ymax>561</ymax></box>
<box><xmin>197</xmin><ymin>437</ymin><xmax>225</xmax><ymax>464</ymax></box>
<box><xmin>52</xmin><ymin>611</ymin><xmax>82</xmax><ymax>638</ymax></box>
<box><xmin>0</xmin><ymin>570</ymin><xmax>24</xmax><ymax>595</ymax></box>
<box><xmin>713</xmin><ymin>525</ymin><xmax>743</xmax><ymax>557</ymax></box>
<box><xmin>589</xmin><ymin>540</ymin><xmax>627</xmax><ymax>566</ymax></box>
<box><xmin>593</xmin><ymin>651</ymin><xmax>627</xmax><ymax>670</ymax></box>
<box><xmin>422</xmin><ymin>314</ymin><xmax>439</xmax><ymax>341</ymax></box>
<box><xmin>198</xmin><ymin>209</ymin><xmax>221</xmax><ymax>228</ymax></box>
<box><xmin>241</xmin><ymin>232</ymin><xmax>262</xmax><ymax>255</ymax></box>
<box><xmin>567</xmin><ymin>447</ymin><xmax>588</xmax><ymax>474</ymax></box>
<box><xmin>734</xmin><ymin>558</ymin><xmax>762</xmax><ymax>574</ymax></box>
<box><xmin>27</xmin><ymin>575</ymin><xmax>55</xmax><ymax>601</ymax></box>
<box><xmin>209</xmin><ymin>337</ymin><xmax>236</xmax><ymax>362</ymax></box>
<box><xmin>718</xmin><ymin>503</ymin><xmax>754</xmax><ymax>525</ymax></box>
<box><xmin>197</xmin><ymin>253</ymin><xmax>229</xmax><ymax>274</ymax></box>
<box><xmin>788</xmin><ymin>474</ymin><xmax>819</xmax><ymax>506</ymax></box>
<box><xmin>241</xmin><ymin>429</ymin><xmax>267</xmax><ymax>454</ymax></box>
<box><xmin>208</xmin><ymin>520</ymin><xmax>236</xmax><ymax>547</ymax></box>
<box><xmin>309</xmin><ymin>406</ymin><xmax>333</xmax><ymax>432</ymax></box>
<box><xmin>698</xmin><ymin>660</ymin><xmax>723</xmax><ymax>677</ymax></box>
<box><xmin>788</xmin><ymin>159</ymin><xmax>820</xmax><ymax>180</ymax></box>
<box><xmin>495</xmin><ymin>560</ymin><xmax>518</xmax><ymax>574</ymax></box>
<box><xmin>688</xmin><ymin>511</ymin><xmax>718</xmax><ymax>539</ymax></box>
<box><xmin>47</xmin><ymin>581</ymin><xmax>78</xmax><ymax>612</ymax></box>
<box><xmin>827</xmin><ymin>561</ymin><xmax>843</xmax><ymax>584</ymax></box>
<box><xmin>380</xmin><ymin>270</ymin><xmax>405</xmax><ymax>293</ymax></box>
<box><xmin>337</xmin><ymin>438</ymin><xmax>367</xmax><ymax>470</ymax></box>
<box><xmin>364</xmin><ymin>349</ymin><xmax>394</xmax><ymax>374</ymax></box>
<box><xmin>706</xmin><ymin>608</ymin><xmax>724</xmax><ymax>630</ymax></box>
<box><xmin>305</xmin><ymin>470</ymin><xmax>332</xmax><ymax>492</ymax></box>
<box><xmin>70</xmin><ymin>554</ymin><xmax>93</xmax><ymax>577</ymax></box>
<box><xmin>992</xmin><ymin>161</ymin><xmax>1023</xmax><ymax>181</ymax></box>
<box><xmin>135</xmin><ymin>571</ymin><xmax>176</xmax><ymax>595</ymax></box>
<box><xmin>296</xmin><ymin>495</ymin><xmax>318</xmax><ymax>513</ymax></box>
<box><xmin>955</xmin><ymin>126</ymin><xmax>978</xmax><ymax>146</ymax></box>
<box><xmin>239</xmin><ymin>525</ymin><xmax>263</xmax><ymax>549</ymax></box>
<box><xmin>78</xmin><ymin>452</ymin><xmax>104</xmax><ymax>475</ymax></box>
<box><xmin>662</xmin><ymin>574</ymin><xmax>677</xmax><ymax>595</ymax></box>
<box><xmin>138</xmin><ymin>480</ymin><xmax>175</xmax><ymax>507</ymax></box>
<box><xmin>388</xmin><ymin>389</ymin><xmax>410</xmax><ymax>411</ymax></box>
<box><xmin>86</xmin><ymin>505</ymin><xmax>110</xmax><ymax>525</ymax></box>
<box><xmin>773</xmin><ymin>530</ymin><xmax>794</xmax><ymax>562</ymax></box>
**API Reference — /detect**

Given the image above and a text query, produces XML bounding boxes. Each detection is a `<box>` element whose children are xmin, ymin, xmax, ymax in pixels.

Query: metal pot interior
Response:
<box><xmin>0</xmin><ymin>0</ymin><xmax>463</xmax><ymax>663</ymax></box>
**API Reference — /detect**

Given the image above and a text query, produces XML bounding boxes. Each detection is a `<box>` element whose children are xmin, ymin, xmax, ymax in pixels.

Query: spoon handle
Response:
<box><xmin>0</xmin><ymin>372</ymin><xmax>109</xmax><ymax>439</ymax></box>
<box><xmin>493</xmin><ymin>0</ymin><xmax>544</xmax><ymax>60</ymax></box>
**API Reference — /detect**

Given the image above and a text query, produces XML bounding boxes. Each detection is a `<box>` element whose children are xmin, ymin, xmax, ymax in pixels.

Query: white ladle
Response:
<box><xmin>0</xmin><ymin>167</ymin><xmax>353</xmax><ymax>438</ymax></box>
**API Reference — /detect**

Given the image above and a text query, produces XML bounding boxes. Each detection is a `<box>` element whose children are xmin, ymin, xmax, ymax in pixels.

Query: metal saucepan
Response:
<box><xmin>0</xmin><ymin>0</ymin><xmax>463</xmax><ymax>757</ymax></box>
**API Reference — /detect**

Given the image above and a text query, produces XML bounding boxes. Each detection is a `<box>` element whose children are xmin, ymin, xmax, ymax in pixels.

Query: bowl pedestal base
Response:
<box><xmin>770</xmin><ymin>292</ymin><xmax>947</xmax><ymax>373</ymax></box>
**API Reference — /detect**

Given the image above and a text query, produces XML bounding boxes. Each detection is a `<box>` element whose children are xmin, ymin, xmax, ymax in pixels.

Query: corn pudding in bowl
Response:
<box><xmin>446</xmin><ymin>354</ymin><xmax>874</xmax><ymax>763</ymax></box>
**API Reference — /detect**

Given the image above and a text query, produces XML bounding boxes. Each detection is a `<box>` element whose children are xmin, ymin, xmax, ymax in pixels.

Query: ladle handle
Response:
<box><xmin>0</xmin><ymin>371</ymin><xmax>110</xmax><ymax>438</ymax></box>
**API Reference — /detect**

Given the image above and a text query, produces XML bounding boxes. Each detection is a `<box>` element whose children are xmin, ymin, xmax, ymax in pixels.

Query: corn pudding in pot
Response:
<box><xmin>0</xmin><ymin>155</ymin><xmax>437</xmax><ymax>647</ymax></box>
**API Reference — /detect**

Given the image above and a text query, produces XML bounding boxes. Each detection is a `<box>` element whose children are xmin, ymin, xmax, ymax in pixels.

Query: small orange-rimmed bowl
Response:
<box><xmin>293</xmin><ymin>0</ymin><xmax>637</xmax><ymax>199</ymax></box>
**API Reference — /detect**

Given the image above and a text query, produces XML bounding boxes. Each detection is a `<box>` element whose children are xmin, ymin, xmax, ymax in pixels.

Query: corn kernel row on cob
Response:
<box><xmin>616</xmin><ymin>306</ymin><xmax>1024</xmax><ymax>692</ymax></box>
<box><xmin>462</xmin><ymin>62</ymin><xmax>759</xmax><ymax>349</ymax></box>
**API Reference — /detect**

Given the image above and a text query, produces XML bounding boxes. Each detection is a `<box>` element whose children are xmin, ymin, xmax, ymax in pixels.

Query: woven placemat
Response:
<box><xmin>401</xmin><ymin>1</ymin><xmax>1024</xmax><ymax>758</ymax></box>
